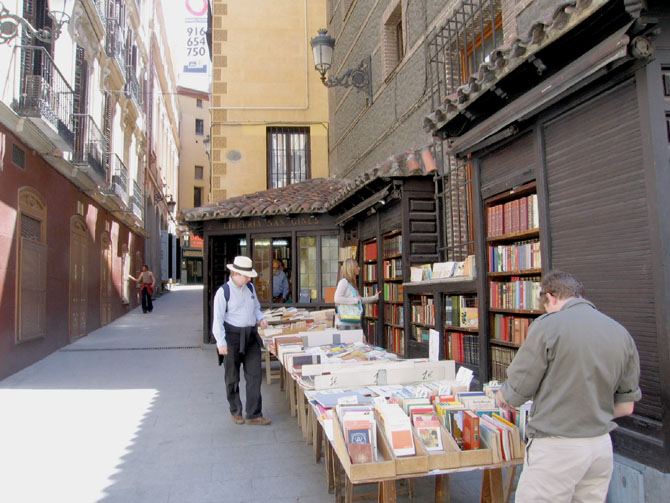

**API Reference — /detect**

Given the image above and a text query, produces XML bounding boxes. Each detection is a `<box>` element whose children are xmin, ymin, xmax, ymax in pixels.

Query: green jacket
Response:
<box><xmin>501</xmin><ymin>298</ymin><xmax>641</xmax><ymax>438</ymax></box>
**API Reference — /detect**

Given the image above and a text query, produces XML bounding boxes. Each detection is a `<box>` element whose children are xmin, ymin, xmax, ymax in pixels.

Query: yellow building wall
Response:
<box><xmin>210</xmin><ymin>0</ymin><xmax>329</xmax><ymax>201</ymax></box>
<box><xmin>178</xmin><ymin>90</ymin><xmax>211</xmax><ymax>209</ymax></box>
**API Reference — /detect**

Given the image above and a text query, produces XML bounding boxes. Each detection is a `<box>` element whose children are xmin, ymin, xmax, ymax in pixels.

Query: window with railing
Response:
<box><xmin>426</xmin><ymin>0</ymin><xmax>503</xmax><ymax>261</ymax></box>
<box><xmin>195</xmin><ymin>118</ymin><xmax>204</xmax><ymax>135</ymax></box>
<box><xmin>267</xmin><ymin>127</ymin><xmax>311</xmax><ymax>189</ymax></box>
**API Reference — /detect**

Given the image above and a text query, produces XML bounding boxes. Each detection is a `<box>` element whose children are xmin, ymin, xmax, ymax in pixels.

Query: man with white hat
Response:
<box><xmin>212</xmin><ymin>256</ymin><xmax>270</xmax><ymax>425</ymax></box>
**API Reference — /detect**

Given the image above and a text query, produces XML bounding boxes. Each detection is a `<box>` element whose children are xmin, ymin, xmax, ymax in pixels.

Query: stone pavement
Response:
<box><xmin>0</xmin><ymin>286</ymin><xmax>488</xmax><ymax>503</ymax></box>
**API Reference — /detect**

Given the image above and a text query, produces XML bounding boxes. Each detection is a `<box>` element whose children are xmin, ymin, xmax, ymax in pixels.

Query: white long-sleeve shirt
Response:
<box><xmin>333</xmin><ymin>278</ymin><xmax>378</xmax><ymax>305</ymax></box>
<box><xmin>211</xmin><ymin>279</ymin><xmax>264</xmax><ymax>348</ymax></box>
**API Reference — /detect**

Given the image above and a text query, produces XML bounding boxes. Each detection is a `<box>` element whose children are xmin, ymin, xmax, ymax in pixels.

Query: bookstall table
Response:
<box><xmin>264</xmin><ymin>328</ymin><xmax>522</xmax><ymax>503</ymax></box>
<box><xmin>304</xmin><ymin>390</ymin><xmax>521</xmax><ymax>503</ymax></box>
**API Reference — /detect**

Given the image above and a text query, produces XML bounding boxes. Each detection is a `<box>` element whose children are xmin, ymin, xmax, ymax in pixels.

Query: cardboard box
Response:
<box><xmin>424</xmin><ymin>426</ymin><xmax>461</xmax><ymax>470</ymax></box>
<box><xmin>332</xmin><ymin>411</ymin><xmax>396</xmax><ymax>482</ymax></box>
<box><xmin>392</xmin><ymin>428</ymin><xmax>429</xmax><ymax>475</ymax></box>
<box><xmin>458</xmin><ymin>433</ymin><xmax>493</xmax><ymax>467</ymax></box>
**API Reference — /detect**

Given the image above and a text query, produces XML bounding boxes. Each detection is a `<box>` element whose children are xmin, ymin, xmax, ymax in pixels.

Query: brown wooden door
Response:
<box><xmin>100</xmin><ymin>235</ymin><xmax>112</xmax><ymax>325</ymax></box>
<box><xmin>69</xmin><ymin>218</ymin><xmax>89</xmax><ymax>340</ymax></box>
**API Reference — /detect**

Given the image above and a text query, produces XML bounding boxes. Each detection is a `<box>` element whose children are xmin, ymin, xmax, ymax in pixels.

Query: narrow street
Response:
<box><xmin>0</xmin><ymin>286</ymin><xmax>483</xmax><ymax>503</ymax></box>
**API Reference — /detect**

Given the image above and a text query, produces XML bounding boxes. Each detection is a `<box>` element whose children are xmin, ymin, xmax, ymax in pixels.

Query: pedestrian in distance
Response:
<box><xmin>212</xmin><ymin>256</ymin><xmax>271</xmax><ymax>425</ymax></box>
<box><xmin>128</xmin><ymin>265</ymin><xmax>156</xmax><ymax>314</ymax></box>
<box><xmin>495</xmin><ymin>270</ymin><xmax>641</xmax><ymax>503</ymax></box>
<box><xmin>272</xmin><ymin>259</ymin><xmax>289</xmax><ymax>302</ymax></box>
<box><xmin>333</xmin><ymin>258</ymin><xmax>379</xmax><ymax>330</ymax></box>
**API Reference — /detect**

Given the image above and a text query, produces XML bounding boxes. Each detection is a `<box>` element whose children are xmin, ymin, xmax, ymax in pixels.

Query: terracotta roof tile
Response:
<box><xmin>181</xmin><ymin>144</ymin><xmax>438</xmax><ymax>223</ymax></box>
<box><xmin>423</xmin><ymin>0</ymin><xmax>608</xmax><ymax>136</ymax></box>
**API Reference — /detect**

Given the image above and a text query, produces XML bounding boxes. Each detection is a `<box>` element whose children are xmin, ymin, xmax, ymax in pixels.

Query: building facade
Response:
<box><xmin>208</xmin><ymin>0</ymin><xmax>330</xmax><ymax>201</ymax></box>
<box><xmin>327</xmin><ymin>0</ymin><xmax>670</xmax><ymax>496</ymax></box>
<box><xmin>177</xmin><ymin>86</ymin><xmax>210</xmax><ymax>284</ymax></box>
<box><xmin>0</xmin><ymin>0</ymin><xmax>179</xmax><ymax>379</ymax></box>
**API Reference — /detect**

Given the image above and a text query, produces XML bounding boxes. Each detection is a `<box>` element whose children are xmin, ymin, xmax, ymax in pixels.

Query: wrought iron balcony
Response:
<box><xmin>72</xmin><ymin>114</ymin><xmax>107</xmax><ymax>182</ymax></box>
<box><xmin>131</xmin><ymin>180</ymin><xmax>144</xmax><ymax>221</ymax></box>
<box><xmin>125</xmin><ymin>66</ymin><xmax>142</xmax><ymax>107</ymax></box>
<box><xmin>93</xmin><ymin>0</ymin><xmax>105</xmax><ymax>26</ymax></box>
<box><xmin>109</xmin><ymin>152</ymin><xmax>128</xmax><ymax>203</ymax></box>
<box><xmin>12</xmin><ymin>45</ymin><xmax>74</xmax><ymax>151</ymax></box>
<box><xmin>105</xmin><ymin>17</ymin><xmax>127</xmax><ymax>73</ymax></box>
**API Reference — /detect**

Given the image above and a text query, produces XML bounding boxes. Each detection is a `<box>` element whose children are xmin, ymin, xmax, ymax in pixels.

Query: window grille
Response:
<box><xmin>21</xmin><ymin>214</ymin><xmax>42</xmax><ymax>241</ymax></box>
<box><xmin>12</xmin><ymin>145</ymin><xmax>26</xmax><ymax>169</ymax></box>
<box><xmin>267</xmin><ymin>127</ymin><xmax>311</xmax><ymax>189</ymax></box>
<box><xmin>427</xmin><ymin>0</ymin><xmax>502</xmax><ymax>261</ymax></box>
<box><xmin>426</xmin><ymin>0</ymin><xmax>503</xmax><ymax>107</ymax></box>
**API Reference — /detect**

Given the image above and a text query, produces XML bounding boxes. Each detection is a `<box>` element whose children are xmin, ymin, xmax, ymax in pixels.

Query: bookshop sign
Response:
<box><xmin>214</xmin><ymin>215</ymin><xmax>322</xmax><ymax>231</ymax></box>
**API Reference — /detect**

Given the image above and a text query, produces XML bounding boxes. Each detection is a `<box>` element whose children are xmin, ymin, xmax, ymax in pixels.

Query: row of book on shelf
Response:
<box><xmin>447</xmin><ymin>332</ymin><xmax>480</xmax><ymax>366</ymax></box>
<box><xmin>488</xmin><ymin>240</ymin><xmax>541</xmax><ymax>273</ymax></box>
<box><xmin>444</xmin><ymin>295</ymin><xmax>478</xmax><ymax>328</ymax></box>
<box><xmin>491</xmin><ymin>314</ymin><xmax>531</xmax><ymax>345</ymax></box>
<box><xmin>409</xmin><ymin>255</ymin><xmax>476</xmax><ymax>282</ymax></box>
<box><xmin>487</xmin><ymin>193</ymin><xmax>539</xmax><ymax>237</ymax></box>
<box><xmin>489</xmin><ymin>277</ymin><xmax>542</xmax><ymax>311</ymax></box>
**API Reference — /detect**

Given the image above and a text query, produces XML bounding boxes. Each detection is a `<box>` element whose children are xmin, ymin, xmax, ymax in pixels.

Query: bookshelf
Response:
<box><xmin>444</xmin><ymin>294</ymin><xmax>480</xmax><ymax>369</ymax></box>
<box><xmin>484</xmin><ymin>181</ymin><xmax>543</xmax><ymax>380</ymax></box>
<box><xmin>362</xmin><ymin>238</ymin><xmax>379</xmax><ymax>345</ymax></box>
<box><xmin>382</xmin><ymin>230</ymin><xmax>404</xmax><ymax>356</ymax></box>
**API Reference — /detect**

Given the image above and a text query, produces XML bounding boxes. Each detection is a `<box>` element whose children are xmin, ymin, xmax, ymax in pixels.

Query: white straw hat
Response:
<box><xmin>227</xmin><ymin>256</ymin><xmax>258</xmax><ymax>277</ymax></box>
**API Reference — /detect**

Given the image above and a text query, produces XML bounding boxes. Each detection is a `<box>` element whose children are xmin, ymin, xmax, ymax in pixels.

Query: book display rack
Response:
<box><xmin>362</xmin><ymin>238</ymin><xmax>379</xmax><ymax>345</ymax></box>
<box><xmin>445</xmin><ymin>294</ymin><xmax>479</xmax><ymax>368</ymax></box>
<box><xmin>484</xmin><ymin>181</ymin><xmax>543</xmax><ymax>380</ymax></box>
<box><xmin>383</xmin><ymin>230</ymin><xmax>404</xmax><ymax>356</ymax></box>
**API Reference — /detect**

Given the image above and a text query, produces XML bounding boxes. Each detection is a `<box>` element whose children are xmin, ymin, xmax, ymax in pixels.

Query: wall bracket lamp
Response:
<box><xmin>0</xmin><ymin>1</ymin><xmax>70</xmax><ymax>45</ymax></box>
<box><xmin>310</xmin><ymin>29</ymin><xmax>372</xmax><ymax>103</ymax></box>
<box><xmin>155</xmin><ymin>191</ymin><xmax>176</xmax><ymax>213</ymax></box>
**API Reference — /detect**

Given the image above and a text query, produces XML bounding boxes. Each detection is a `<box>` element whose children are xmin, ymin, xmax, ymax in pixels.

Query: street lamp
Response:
<box><xmin>310</xmin><ymin>29</ymin><xmax>373</xmax><ymax>103</ymax></box>
<box><xmin>0</xmin><ymin>0</ymin><xmax>70</xmax><ymax>45</ymax></box>
<box><xmin>155</xmin><ymin>191</ymin><xmax>176</xmax><ymax>213</ymax></box>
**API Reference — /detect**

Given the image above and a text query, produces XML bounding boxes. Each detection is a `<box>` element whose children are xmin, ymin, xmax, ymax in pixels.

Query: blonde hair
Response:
<box><xmin>340</xmin><ymin>258</ymin><xmax>360</xmax><ymax>292</ymax></box>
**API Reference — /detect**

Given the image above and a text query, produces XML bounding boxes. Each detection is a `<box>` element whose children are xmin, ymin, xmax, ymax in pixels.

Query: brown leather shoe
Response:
<box><xmin>246</xmin><ymin>416</ymin><xmax>271</xmax><ymax>425</ymax></box>
<box><xmin>231</xmin><ymin>415</ymin><xmax>245</xmax><ymax>425</ymax></box>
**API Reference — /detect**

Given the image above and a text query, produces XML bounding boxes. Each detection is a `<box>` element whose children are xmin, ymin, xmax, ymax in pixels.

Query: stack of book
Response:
<box><xmin>337</xmin><ymin>404</ymin><xmax>377</xmax><ymax>464</ymax></box>
<box><xmin>375</xmin><ymin>403</ymin><xmax>415</xmax><ymax>457</ymax></box>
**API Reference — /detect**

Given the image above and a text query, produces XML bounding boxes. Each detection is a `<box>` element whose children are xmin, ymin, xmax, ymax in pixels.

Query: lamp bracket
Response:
<box><xmin>0</xmin><ymin>2</ymin><xmax>69</xmax><ymax>45</ymax></box>
<box><xmin>321</xmin><ymin>55</ymin><xmax>372</xmax><ymax>103</ymax></box>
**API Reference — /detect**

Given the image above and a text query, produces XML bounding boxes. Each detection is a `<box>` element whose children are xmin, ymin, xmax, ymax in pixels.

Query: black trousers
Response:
<box><xmin>223</xmin><ymin>330</ymin><xmax>263</xmax><ymax>419</ymax></box>
<box><xmin>141</xmin><ymin>288</ymin><xmax>153</xmax><ymax>313</ymax></box>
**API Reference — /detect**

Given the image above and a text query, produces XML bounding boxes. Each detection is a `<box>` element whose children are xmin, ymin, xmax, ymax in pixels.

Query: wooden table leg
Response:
<box><xmin>314</xmin><ymin>418</ymin><xmax>323</xmax><ymax>463</ymax></box>
<box><xmin>264</xmin><ymin>348</ymin><xmax>271</xmax><ymax>384</ymax></box>
<box><xmin>334</xmin><ymin>454</ymin><xmax>343</xmax><ymax>503</ymax></box>
<box><xmin>503</xmin><ymin>466</ymin><xmax>517</xmax><ymax>503</ymax></box>
<box><xmin>480</xmin><ymin>468</ymin><xmax>504</xmax><ymax>503</ymax></box>
<box><xmin>326</xmin><ymin>442</ymin><xmax>334</xmax><ymax>494</ymax></box>
<box><xmin>306</xmin><ymin>402</ymin><xmax>314</xmax><ymax>444</ymax></box>
<box><xmin>378</xmin><ymin>481</ymin><xmax>397</xmax><ymax>503</ymax></box>
<box><xmin>408</xmin><ymin>478</ymin><xmax>415</xmax><ymax>500</ymax></box>
<box><xmin>289</xmin><ymin>379</ymin><xmax>297</xmax><ymax>418</ymax></box>
<box><xmin>435</xmin><ymin>474</ymin><xmax>450</xmax><ymax>503</ymax></box>
<box><xmin>345</xmin><ymin>477</ymin><xmax>353</xmax><ymax>503</ymax></box>
<box><xmin>280</xmin><ymin>365</ymin><xmax>285</xmax><ymax>391</ymax></box>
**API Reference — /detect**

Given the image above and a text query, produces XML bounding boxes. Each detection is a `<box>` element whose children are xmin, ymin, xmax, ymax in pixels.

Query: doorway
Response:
<box><xmin>69</xmin><ymin>216</ymin><xmax>89</xmax><ymax>340</ymax></box>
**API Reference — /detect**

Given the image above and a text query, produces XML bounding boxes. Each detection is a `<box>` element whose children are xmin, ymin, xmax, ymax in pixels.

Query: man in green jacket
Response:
<box><xmin>496</xmin><ymin>270</ymin><xmax>641</xmax><ymax>502</ymax></box>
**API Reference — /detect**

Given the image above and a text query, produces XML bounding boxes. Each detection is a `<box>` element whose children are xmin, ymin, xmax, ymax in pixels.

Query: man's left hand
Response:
<box><xmin>496</xmin><ymin>390</ymin><xmax>514</xmax><ymax>411</ymax></box>
<box><xmin>259</xmin><ymin>319</ymin><xmax>269</xmax><ymax>329</ymax></box>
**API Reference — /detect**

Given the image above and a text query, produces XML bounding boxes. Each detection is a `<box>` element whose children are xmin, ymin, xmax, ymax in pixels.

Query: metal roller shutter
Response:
<box><xmin>543</xmin><ymin>78</ymin><xmax>660</xmax><ymax>419</ymax></box>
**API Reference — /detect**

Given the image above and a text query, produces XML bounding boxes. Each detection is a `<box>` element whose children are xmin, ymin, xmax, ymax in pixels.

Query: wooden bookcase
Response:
<box><xmin>362</xmin><ymin>238</ymin><xmax>379</xmax><ymax>345</ymax></box>
<box><xmin>484</xmin><ymin>181</ymin><xmax>543</xmax><ymax>380</ymax></box>
<box><xmin>382</xmin><ymin>230</ymin><xmax>404</xmax><ymax>356</ymax></box>
<box><xmin>403</xmin><ymin>280</ymin><xmax>478</xmax><ymax>364</ymax></box>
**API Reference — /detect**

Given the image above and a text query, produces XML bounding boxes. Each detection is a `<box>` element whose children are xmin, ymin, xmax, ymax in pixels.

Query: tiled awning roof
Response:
<box><xmin>181</xmin><ymin>144</ymin><xmax>438</xmax><ymax>223</ymax></box>
<box><xmin>423</xmin><ymin>0</ymin><xmax>610</xmax><ymax>137</ymax></box>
